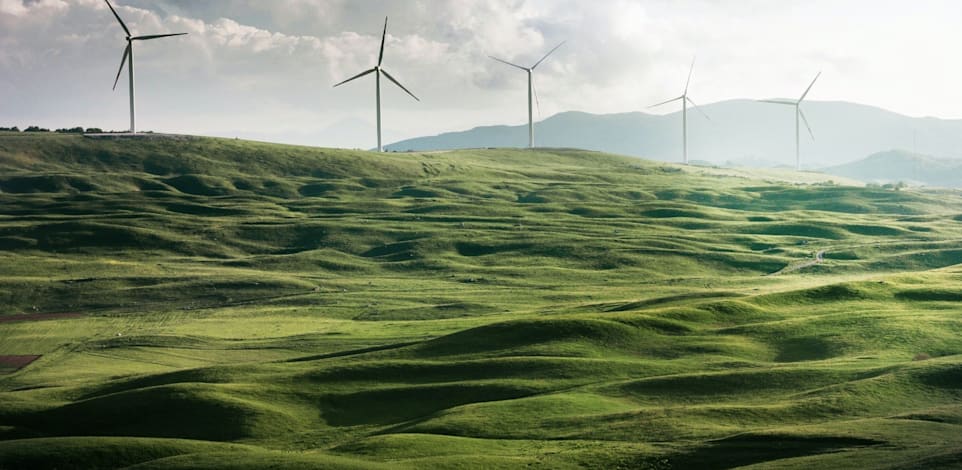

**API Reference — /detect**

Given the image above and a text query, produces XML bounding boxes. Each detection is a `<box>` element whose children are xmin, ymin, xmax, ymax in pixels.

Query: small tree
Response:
<box><xmin>85</xmin><ymin>127</ymin><xmax>103</xmax><ymax>134</ymax></box>
<box><xmin>24</xmin><ymin>126</ymin><xmax>50</xmax><ymax>133</ymax></box>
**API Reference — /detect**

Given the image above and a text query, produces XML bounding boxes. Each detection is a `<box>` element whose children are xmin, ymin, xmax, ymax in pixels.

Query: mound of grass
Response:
<box><xmin>0</xmin><ymin>175</ymin><xmax>100</xmax><ymax>194</ymax></box>
<box><xmin>3</xmin><ymin>133</ymin><xmax>962</xmax><ymax>467</ymax></box>
<box><xmin>162</xmin><ymin>175</ymin><xmax>235</xmax><ymax>196</ymax></box>
<box><xmin>26</xmin><ymin>384</ymin><xmax>302</xmax><ymax>441</ymax></box>
<box><xmin>661</xmin><ymin>433</ymin><xmax>883</xmax><ymax>469</ymax></box>
<box><xmin>843</xmin><ymin>224</ymin><xmax>908</xmax><ymax>236</ymax></box>
<box><xmin>0</xmin><ymin>437</ymin><xmax>253</xmax><ymax>470</ymax></box>
<box><xmin>320</xmin><ymin>382</ymin><xmax>543</xmax><ymax>426</ymax></box>
<box><xmin>413</xmin><ymin>319</ymin><xmax>641</xmax><ymax>357</ymax></box>
<box><xmin>755</xmin><ymin>282</ymin><xmax>877</xmax><ymax>305</ymax></box>
<box><xmin>773</xmin><ymin>336</ymin><xmax>842</xmax><ymax>362</ymax></box>
<box><xmin>895</xmin><ymin>288</ymin><xmax>962</xmax><ymax>302</ymax></box>
<box><xmin>743</xmin><ymin>223</ymin><xmax>847</xmax><ymax>240</ymax></box>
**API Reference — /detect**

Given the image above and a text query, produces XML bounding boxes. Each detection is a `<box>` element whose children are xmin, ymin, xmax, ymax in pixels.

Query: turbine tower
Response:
<box><xmin>759</xmin><ymin>72</ymin><xmax>821</xmax><ymax>171</ymax></box>
<box><xmin>649</xmin><ymin>57</ymin><xmax>710</xmax><ymax>165</ymax></box>
<box><xmin>333</xmin><ymin>17</ymin><xmax>419</xmax><ymax>152</ymax></box>
<box><xmin>105</xmin><ymin>0</ymin><xmax>187</xmax><ymax>134</ymax></box>
<box><xmin>490</xmin><ymin>42</ymin><xmax>565</xmax><ymax>149</ymax></box>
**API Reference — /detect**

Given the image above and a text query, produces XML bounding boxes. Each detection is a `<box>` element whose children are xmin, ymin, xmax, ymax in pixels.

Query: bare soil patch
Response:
<box><xmin>0</xmin><ymin>313</ymin><xmax>82</xmax><ymax>323</ymax></box>
<box><xmin>0</xmin><ymin>355</ymin><xmax>41</xmax><ymax>371</ymax></box>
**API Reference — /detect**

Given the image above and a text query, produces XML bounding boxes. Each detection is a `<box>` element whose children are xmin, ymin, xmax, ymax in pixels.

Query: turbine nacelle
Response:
<box><xmin>104</xmin><ymin>0</ymin><xmax>187</xmax><ymax>133</ymax></box>
<box><xmin>332</xmin><ymin>17</ymin><xmax>420</xmax><ymax>152</ymax></box>
<box><xmin>758</xmin><ymin>71</ymin><xmax>822</xmax><ymax>170</ymax></box>
<box><xmin>333</xmin><ymin>17</ymin><xmax>419</xmax><ymax>102</ymax></box>
<box><xmin>489</xmin><ymin>42</ymin><xmax>566</xmax><ymax>148</ymax></box>
<box><xmin>648</xmin><ymin>57</ymin><xmax>709</xmax><ymax>164</ymax></box>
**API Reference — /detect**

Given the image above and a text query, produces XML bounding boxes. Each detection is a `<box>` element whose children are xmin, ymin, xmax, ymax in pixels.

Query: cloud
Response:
<box><xmin>4</xmin><ymin>0</ymin><xmax>962</xmax><ymax>146</ymax></box>
<box><xmin>0</xmin><ymin>0</ymin><xmax>69</xmax><ymax>17</ymax></box>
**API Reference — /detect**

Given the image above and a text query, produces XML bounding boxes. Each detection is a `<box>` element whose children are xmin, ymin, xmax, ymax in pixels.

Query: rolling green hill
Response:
<box><xmin>2</xmin><ymin>131</ymin><xmax>962</xmax><ymax>469</ymax></box>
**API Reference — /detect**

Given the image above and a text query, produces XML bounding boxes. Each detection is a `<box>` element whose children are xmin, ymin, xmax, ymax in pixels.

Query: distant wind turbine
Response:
<box><xmin>649</xmin><ymin>57</ymin><xmax>710</xmax><ymax>165</ymax></box>
<box><xmin>759</xmin><ymin>72</ymin><xmax>821</xmax><ymax>171</ymax></box>
<box><xmin>105</xmin><ymin>0</ymin><xmax>187</xmax><ymax>134</ymax></box>
<box><xmin>489</xmin><ymin>42</ymin><xmax>565</xmax><ymax>149</ymax></box>
<box><xmin>333</xmin><ymin>17</ymin><xmax>419</xmax><ymax>153</ymax></box>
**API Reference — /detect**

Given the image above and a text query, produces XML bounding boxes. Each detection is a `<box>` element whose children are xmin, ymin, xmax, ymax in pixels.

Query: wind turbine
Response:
<box><xmin>489</xmin><ymin>42</ymin><xmax>565</xmax><ymax>149</ymax></box>
<box><xmin>333</xmin><ymin>17</ymin><xmax>419</xmax><ymax>152</ymax></box>
<box><xmin>105</xmin><ymin>0</ymin><xmax>187</xmax><ymax>134</ymax></box>
<box><xmin>649</xmin><ymin>57</ymin><xmax>710</xmax><ymax>165</ymax></box>
<box><xmin>759</xmin><ymin>71</ymin><xmax>821</xmax><ymax>171</ymax></box>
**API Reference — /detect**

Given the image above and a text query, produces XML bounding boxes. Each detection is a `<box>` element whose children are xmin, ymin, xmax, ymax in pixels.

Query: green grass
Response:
<box><xmin>2</xmin><ymin>132</ymin><xmax>962</xmax><ymax>468</ymax></box>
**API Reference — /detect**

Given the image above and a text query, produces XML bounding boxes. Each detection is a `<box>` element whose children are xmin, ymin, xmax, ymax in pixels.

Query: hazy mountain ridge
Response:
<box><xmin>823</xmin><ymin>149</ymin><xmax>962</xmax><ymax>187</ymax></box>
<box><xmin>386</xmin><ymin>100</ymin><xmax>962</xmax><ymax>168</ymax></box>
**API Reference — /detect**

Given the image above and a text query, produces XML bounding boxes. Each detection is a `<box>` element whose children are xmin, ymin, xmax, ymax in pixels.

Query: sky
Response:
<box><xmin>3</xmin><ymin>0</ymin><xmax>962</xmax><ymax>148</ymax></box>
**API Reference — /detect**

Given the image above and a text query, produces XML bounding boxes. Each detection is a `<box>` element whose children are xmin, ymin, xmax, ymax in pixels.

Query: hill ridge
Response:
<box><xmin>386</xmin><ymin>99</ymin><xmax>962</xmax><ymax>169</ymax></box>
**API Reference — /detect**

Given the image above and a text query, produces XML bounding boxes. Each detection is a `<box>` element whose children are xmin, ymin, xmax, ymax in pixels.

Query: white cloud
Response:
<box><xmin>0</xmin><ymin>0</ymin><xmax>27</xmax><ymax>16</ymax></box>
<box><xmin>3</xmin><ymin>0</ymin><xmax>962</xmax><ymax>146</ymax></box>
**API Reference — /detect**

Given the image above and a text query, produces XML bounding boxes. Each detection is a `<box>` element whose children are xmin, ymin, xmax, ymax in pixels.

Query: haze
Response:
<box><xmin>3</xmin><ymin>0</ymin><xmax>962</xmax><ymax>148</ymax></box>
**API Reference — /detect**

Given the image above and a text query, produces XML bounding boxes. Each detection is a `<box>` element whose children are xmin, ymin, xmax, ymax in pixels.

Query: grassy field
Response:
<box><xmin>2</xmin><ymin>131</ymin><xmax>962</xmax><ymax>468</ymax></box>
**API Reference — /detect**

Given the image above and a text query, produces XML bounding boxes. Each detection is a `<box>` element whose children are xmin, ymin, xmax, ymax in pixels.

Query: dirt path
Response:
<box><xmin>0</xmin><ymin>313</ymin><xmax>82</xmax><ymax>323</ymax></box>
<box><xmin>770</xmin><ymin>250</ymin><xmax>826</xmax><ymax>276</ymax></box>
<box><xmin>0</xmin><ymin>355</ymin><xmax>41</xmax><ymax>371</ymax></box>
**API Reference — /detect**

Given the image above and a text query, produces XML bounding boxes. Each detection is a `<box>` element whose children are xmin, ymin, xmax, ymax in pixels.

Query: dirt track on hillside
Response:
<box><xmin>0</xmin><ymin>355</ymin><xmax>41</xmax><ymax>371</ymax></box>
<box><xmin>770</xmin><ymin>250</ymin><xmax>826</xmax><ymax>276</ymax></box>
<box><xmin>0</xmin><ymin>313</ymin><xmax>82</xmax><ymax>323</ymax></box>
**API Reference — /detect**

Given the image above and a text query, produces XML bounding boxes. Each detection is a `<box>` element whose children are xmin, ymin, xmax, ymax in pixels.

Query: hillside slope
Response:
<box><xmin>2</xmin><ymin>133</ymin><xmax>962</xmax><ymax>469</ymax></box>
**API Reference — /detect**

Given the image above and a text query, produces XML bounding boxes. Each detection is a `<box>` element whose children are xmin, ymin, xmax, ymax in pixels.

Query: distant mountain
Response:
<box><xmin>386</xmin><ymin>100</ymin><xmax>962</xmax><ymax>168</ymax></box>
<box><xmin>822</xmin><ymin>150</ymin><xmax>962</xmax><ymax>188</ymax></box>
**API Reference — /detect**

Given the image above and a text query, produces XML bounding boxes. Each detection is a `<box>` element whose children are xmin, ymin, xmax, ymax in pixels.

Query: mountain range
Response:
<box><xmin>824</xmin><ymin>149</ymin><xmax>962</xmax><ymax>187</ymax></box>
<box><xmin>385</xmin><ymin>100</ymin><xmax>962</xmax><ymax>172</ymax></box>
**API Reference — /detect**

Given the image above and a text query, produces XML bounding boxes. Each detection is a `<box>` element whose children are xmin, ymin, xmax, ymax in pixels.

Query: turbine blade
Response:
<box><xmin>489</xmin><ymin>56</ymin><xmax>527</xmax><ymax>71</ymax></box>
<box><xmin>649</xmin><ymin>95</ymin><xmax>685</xmax><ymax>108</ymax></box>
<box><xmin>133</xmin><ymin>33</ymin><xmax>188</xmax><ymax>41</ymax></box>
<box><xmin>687</xmin><ymin>97</ymin><xmax>710</xmax><ymax>121</ymax></box>
<box><xmin>104</xmin><ymin>0</ymin><xmax>130</xmax><ymax>37</ymax></box>
<box><xmin>377</xmin><ymin>17</ymin><xmax>388</xmax><ymax>67</ymax></box>
<box><xmin>333</xmin><ymin>68</ymin><xmax>376</xmax><ymax>88</ymax></box>
<box><xmin>799</xmin><ymin>107</ymin><xmax>815</xmax><ymax>140</ymax></box>
<box><xmin>531</xmin><ymin>41</ymin><xmax>565</xmax><ymax>70</ymax></box>
<box><xmin>112</xmin><ymin>43</ymin><xmax>130</xmax><ymax>91</ymax></box>
<box><xmin>684</xmin><ymin>56</ymin><xmax>695</xmax><ymax>94</ymax></box>
<box><xmin>758</xmin><ymin>99</ymin><xmax>798</xmax><ymax>106</ymax></box>
<box><xmin>380</xmin><ymin>69</ymin><xmax>420</xmax><ymax>102</ymax></box>
<box><xmin>799</xmin><ymin>71</ymin><xmax>821</xmax><ymax>101</ymax></box>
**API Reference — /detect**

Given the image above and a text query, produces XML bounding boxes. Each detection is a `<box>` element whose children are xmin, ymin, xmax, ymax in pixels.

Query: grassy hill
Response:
<box><xmin>2</xmin><ymin>131</ymin><xmax>962</xmax><ymax>468</ymax></box>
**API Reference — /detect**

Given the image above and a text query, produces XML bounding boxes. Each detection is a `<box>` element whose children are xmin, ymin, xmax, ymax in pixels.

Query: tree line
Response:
<box><xmin>0</xmin><ymin>126</ymin><xmax>107</xmax><ymax>133</ymax></box>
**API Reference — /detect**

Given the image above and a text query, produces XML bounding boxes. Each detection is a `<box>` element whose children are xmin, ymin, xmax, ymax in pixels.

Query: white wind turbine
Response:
<box><xmin>489</xmin><ymin>42</ymin><xmax>565</xmax><ymax>148</ymax></box>
<box><xmin>649</xmin><ymin>58</ymin><xmax>710</xmax><ymax>165</ymax></box>
<box><xmin>759</xmin><ymin>72</ymin><xmax>821</xmax><ymax>171</ymax></box>
<box><xmin>105</xmin><ymin>0</ymin><xmax>188</xmax><ymax>134</ymax></box>
<box><xmin>333</xmin><ymin>17</ymin><xmax>420</xmax><ymax>153</ymax></box>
